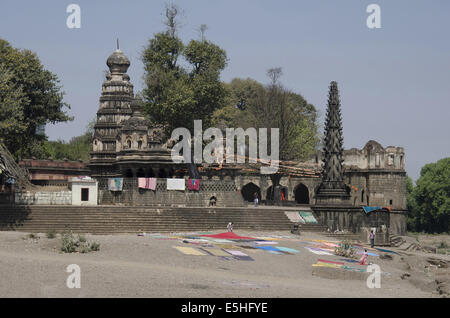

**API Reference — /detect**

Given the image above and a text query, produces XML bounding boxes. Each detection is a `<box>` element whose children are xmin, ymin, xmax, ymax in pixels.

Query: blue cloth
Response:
<box><xmin>363</xmin><ymin>206</ymin><xmax>384</xmax><ymax>214</ymax></box>
<box><xmin>108</xmin><ymin>178</ymin><xmax>123</xmax><ymax>191</ymax></box>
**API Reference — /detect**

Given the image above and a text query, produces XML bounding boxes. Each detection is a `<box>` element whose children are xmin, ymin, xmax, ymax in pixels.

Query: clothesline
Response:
<box><xmin>107</xmin><ymin>177</ymin><xmax>200</xmax><ymax>192</ymax></box>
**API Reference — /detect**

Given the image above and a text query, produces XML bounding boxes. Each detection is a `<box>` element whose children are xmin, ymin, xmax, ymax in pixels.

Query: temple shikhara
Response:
<box><xmin>0</xmin><ymin>48</ymin><xmax>408</xmax><ymax>244</ymax></box>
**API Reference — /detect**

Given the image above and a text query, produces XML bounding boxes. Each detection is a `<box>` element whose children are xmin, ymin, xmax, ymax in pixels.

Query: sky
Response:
<box><xmin>0</xmin><ymin>0</ymin><xmax>448</xmax><ymax>181</ymax></box>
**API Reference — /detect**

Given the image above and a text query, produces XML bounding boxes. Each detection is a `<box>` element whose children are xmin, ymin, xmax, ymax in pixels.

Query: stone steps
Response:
<box><xmin>0</xmin><ymin>205</ymin><xmax>302</xmax><ymax>234</ymax></box>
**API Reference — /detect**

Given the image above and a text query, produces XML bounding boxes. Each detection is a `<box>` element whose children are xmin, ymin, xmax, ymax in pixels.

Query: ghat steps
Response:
<box><xmin>0</xmin><ymin>205</ymin><xmax>327</xmax><ymax>234</ymax></box>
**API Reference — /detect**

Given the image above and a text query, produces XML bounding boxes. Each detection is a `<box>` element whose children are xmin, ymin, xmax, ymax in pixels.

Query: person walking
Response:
<box><xmin>369</xmin><ymin>230</ymin><xmax>375</xmax><ymax>248</ymax></box>
<box><xmin>359</xmin><ymin>249</ymin><xmax>368</xmax><ymax>265</ymax></box>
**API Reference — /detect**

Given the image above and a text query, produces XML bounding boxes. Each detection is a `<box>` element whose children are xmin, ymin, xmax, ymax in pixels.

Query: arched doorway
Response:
<box><xmin>294</xmin><ymin>183</ymin><xmax>309</xmax><ymax>204</ymax></box>
<box><xmin>241</xmin><ymin>182</ymin><xmax>260</xmax><ymax>202</ymax></box>
<box><xmin>124</xmin><ymin>169</ymin><xmax>133</xmax><ymax>178</ymax></box>
<box><xmin>137</xmin><ymin>168</ymin><xmax>145</xmax><ymax>178</ymax></box>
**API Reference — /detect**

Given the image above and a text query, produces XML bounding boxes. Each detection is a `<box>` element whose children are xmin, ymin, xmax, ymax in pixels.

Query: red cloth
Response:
<box><xmin>200</xmin><ymin>232</ymin><xmax>258</xmax><ymax>240</ymax></box>
<box><xmin>317</xmin><ymin>259</ymin><xmax>345</xmax><ymax>265</ymax></box>
<box><xmin>188</xmin><ymin>178</ymin><xmax>200</xmax><ymax>191</ymax></box>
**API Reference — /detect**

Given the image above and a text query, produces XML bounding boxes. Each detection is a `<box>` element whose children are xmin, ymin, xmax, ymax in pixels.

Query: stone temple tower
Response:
<box><xmin>88</xmin><ymin>47</ymin><xmax>181</xmax><ymax>179</ymax></box>
<box><xmin>88</xmin><ymin>48</ymin><xmax>134</xmax><ymax>177</ymax></box>
<box><xmin>315</xmin><ymin>81</ymin><xmax>351</xmax><ymax>205</ymax></box>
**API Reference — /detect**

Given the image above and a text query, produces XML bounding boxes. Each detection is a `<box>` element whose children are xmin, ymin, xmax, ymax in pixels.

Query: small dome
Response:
<box><xmin>106</xmin><ymin>49</ymin><xmax>130</xmax><ymax>74</ymax></box>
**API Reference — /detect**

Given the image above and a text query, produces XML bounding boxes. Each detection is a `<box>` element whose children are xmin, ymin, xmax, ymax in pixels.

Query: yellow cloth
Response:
<box><xmin>173</xmin><ymin>246</ymin><xmax>207</xmax><ymax>256</ymax></box>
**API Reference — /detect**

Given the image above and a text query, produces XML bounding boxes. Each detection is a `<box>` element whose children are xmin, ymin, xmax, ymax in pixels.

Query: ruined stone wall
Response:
<box><xmin>15</xmin><ymin>191</ymin><xmax>72</xmax><ymax>205</ymax></box>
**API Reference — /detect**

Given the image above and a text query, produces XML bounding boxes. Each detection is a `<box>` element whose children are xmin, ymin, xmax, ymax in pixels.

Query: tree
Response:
<box><xmin>0</xmin><ymin>38</ymin><xmax>72</xmax><ymax>159</ymax></box>
<box><xmin>407</xmin><ymin>158</ymin><xmax>450</xmax><ymax>233</ymax></box>
<box><xmin>142</xmin><ymin>6</ymin><xmax>227</xmax><ymax>135</ymax></box>
<box><xmin>211</xmin><ymin>69</ymin><xmax>320</xmax><ymax>202</ymax></box>
<box><xmin>212</xmin><ymin>72</ymin><xmax>319</xmax><ymax>162</ymax></box>
<box><xmin>43</xmin><ymin>120</ymin><xmax>94</xmax><ymax>162</ymax></box>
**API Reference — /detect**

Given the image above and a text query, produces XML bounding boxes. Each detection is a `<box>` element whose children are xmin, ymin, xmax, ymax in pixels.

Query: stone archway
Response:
<box><xmin>241</xmin><ymin>182</ymin><xmax>261</xmax><ymax>202</ymax></box>
<box><xmin>294</xmin><ymin>183</ymin><xmax>309</xmax><ymax>204</ymax></box>
<box><xmin>124</xmin><ymin>169</ymin><xmax>133</xmax><ymax>178</ymax></box>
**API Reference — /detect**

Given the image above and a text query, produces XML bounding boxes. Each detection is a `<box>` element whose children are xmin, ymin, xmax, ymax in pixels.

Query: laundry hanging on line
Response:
<box><xmin>187</xmin><ymin>178</ymin><xmax>200</xmax><ymax>191</ymax></box>
<box><xmin>167</xmin><ymin>178</ymin><xmax>185</xmax><ymax>190</ymax></box>
<box><xmin>138</xmin><ymin>178</ymin><xmax>157</xmax><ymax>190</ymax></box>
<box><xmin>108</xmin><ymin>178</ymin><xmax>123</xmax><ymax>191</ymax></box>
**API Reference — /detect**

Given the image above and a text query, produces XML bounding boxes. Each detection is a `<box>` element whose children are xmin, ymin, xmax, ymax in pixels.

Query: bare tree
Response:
<box><xmin>267</xmin><ymin>67</ymin><xmax>283</xmax><ymax>86</ymax></box>
<box><xmin>164</xmin><ymin>2</ymin><xmax>182</xmax><ymax>36</ymax></box>
<box><xmin>198</xmin><ymin>24</ymin><xmax>208</xmax><ymax>41</ymax></box>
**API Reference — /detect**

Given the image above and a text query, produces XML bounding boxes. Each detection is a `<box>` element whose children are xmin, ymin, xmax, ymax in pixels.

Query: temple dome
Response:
<box><xmin>106</xmin><ymin>49</ymin><xmax>130</xmax><ymax>74</ymax></box>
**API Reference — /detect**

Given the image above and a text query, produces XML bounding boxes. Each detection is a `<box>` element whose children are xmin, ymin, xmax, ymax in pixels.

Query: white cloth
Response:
<box><xmin>166</xmin><ymin>178</ymin><xmax>185</xmax><ymax>190</ymax></box>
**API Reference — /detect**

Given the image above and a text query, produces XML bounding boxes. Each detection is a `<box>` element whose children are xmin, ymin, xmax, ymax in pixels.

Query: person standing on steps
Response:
<box><xmin>369</xmin><ymin>230</ymin><xmax>375</xmax><ymax>248</ymax></box>
<box><xmin>253</xmin><ymin>192</ymin><xmax>259</xmax><ymax>207</ymax></box>
<box><xmin>227</xmin><ymin>222</ymin><xmax>233</xmax><ymax>232</ymax></box>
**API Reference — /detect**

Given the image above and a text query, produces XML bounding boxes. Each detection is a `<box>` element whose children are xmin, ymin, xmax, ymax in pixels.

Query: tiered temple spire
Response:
<box><xmin>316</xmin><ymin>81</ymin><xmax>350</xmax><ymax>202</ymax></box>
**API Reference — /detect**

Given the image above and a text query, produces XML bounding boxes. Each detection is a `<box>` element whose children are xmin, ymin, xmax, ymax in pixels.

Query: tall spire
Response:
<box><xmin>316</xmin><ymin>81</ymin><xmax>350</xmax><ymax>203</ymax></box>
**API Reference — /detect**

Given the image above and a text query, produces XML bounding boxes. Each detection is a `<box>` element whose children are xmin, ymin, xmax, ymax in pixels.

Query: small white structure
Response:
<box><xmin>70</xmin><ymin>177</ymin><xmax>98</xmax><ymax>206</ymax></box>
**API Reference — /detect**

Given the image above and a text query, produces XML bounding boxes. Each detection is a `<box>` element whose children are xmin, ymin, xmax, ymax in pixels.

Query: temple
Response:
<box><xmin>1</xmin><ymin>48</ymin><xmax>408</xmax><ymax>243</ymax></box>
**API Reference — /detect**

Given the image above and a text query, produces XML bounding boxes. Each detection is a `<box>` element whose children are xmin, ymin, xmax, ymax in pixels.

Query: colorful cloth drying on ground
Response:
<box><xmin>363</xmin><ymin>206</ymin><xmax>391</xmax><ymax>213</ymax></box>
<box><xmin>275</xmin><ymin>247</ymin><xmax>300</xmax><ymax>254</ymax></box>
<box><xmin>167</xmin><ymin>178</ymin><xmax>185</xmax><ymax>190</ymax></box>
<box><xmin>138</xmin><ymin>178</ymin><xmax>157</xmax><ymax>190</ymax></box>
<box><xmin>284</xmin><ymin>212</ymin><xmax>305</xmax><ymax>224</ymax></box>
<box><xmin>255</xmin><ymin>246</ymin><xmax>282</xmax><ymax>253</ymax></box>
<box><xmin>304</xmin><ymin>247</ymin><xmax>333</xmax><ymax>255</ymax></box>
<box><xmin>200</xmin><ymin>232</ymin><xmax>259</xmax><ymax>240</ymax></box>
<box><xmin>187</xmin><ymin>178</ymin><xmax>200</xmax><ymax>191</ymax></box>
<box><xmin>299</xmin><ymin>211</ymin><xmax>318</xmax><ymax>224</ymax></box>
<box><xmin>108</xmin><ymin>178</ymin><xmax>123</xmax><ymax>191</ymax></box>
<box><xmin>312</xmin><ymin>259</ymin><xmax>367</xmax><ymax>272</ymax></box>
<box><xmin>173</xmin><ymin>246</ymin><xmax>207</xmax><ymax>255</ymax></box>
<box><xmin>374</xmin><ymin>247</ymin><xmax>399</xmax><ymax>255</ymax></box>
<box><xmin>200</xmin><ymin>248</ymin><xmax>232</xmax><ymax>257</ymax></box>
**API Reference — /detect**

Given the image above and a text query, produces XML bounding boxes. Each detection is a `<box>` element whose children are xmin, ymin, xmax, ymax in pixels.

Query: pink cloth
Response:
<box><xmin>138</xmin><ymin>178</ymin><xmax>157</xmax><ymax>190</ymax></box>
<box><xmin>358</xmin><ymin>252</ymin><xmax>368</xmax><ymax>265</ymax></box>
<box><xmin>187</xmin><ymin>179</ymin><xmax>200</xmax><ymax>191</ymax></box>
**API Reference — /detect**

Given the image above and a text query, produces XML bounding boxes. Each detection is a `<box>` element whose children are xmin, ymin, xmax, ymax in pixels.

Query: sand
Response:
<box><xmin>0</xmin><ymin>230</ymin><xmax>448</xmax><ymax>298</ymax></box>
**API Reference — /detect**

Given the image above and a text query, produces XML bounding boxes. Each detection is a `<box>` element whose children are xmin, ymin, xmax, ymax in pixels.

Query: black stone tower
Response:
<box><xmin>316</xmin><ymin>81</ymin><xmax>350</xmax><ymax>205</ymax></box>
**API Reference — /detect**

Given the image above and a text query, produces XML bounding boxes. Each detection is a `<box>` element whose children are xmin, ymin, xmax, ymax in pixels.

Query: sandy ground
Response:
<box><xmin>0</xmin><ymin>230</ymin><xmax>448</xmax><ymax>298</ymax></box>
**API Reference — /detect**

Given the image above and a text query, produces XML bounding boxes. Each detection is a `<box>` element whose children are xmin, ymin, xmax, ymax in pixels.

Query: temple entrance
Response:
<box><xmin>137</xmin><ymin>168</ymin><xmax>145</xmax><ymax>178</ymax></box>
<box><xmin>294</xmin><ymin>183</ymin><xmax>309</xmax><ymax>204</ymax></box>
<box><xmin>125</xmin><ymin>169</ymin><xmax>133</xmax><ymax>178</ymax></box>
<box><xmin>241</xmin><ymin>182</ymin><xmax>260</xmax><ymax>202</ymax></box>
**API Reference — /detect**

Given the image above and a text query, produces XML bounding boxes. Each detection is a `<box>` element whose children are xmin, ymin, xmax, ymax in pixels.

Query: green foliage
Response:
<box><xmin>42</xmin><ymin>120</ymin><xmax>93</xmax><ymax>161</ymax></box>
<box><xmin>60</xmin><ymin>231</ymin><xmax>100</xmax><ymax>253</ymax></box>
<box><xmin>61</xmin><ymin>231</ymin><xmax>78</xmax><ymax>253</ymax></box>
<box><xmin>334</xmin><ymin>240</ymin><xmax>356</xmax><ymax>258</ymax></box>
<box><xmin>46</xmin><ymin>229</ymin><xmax>57</xmax><ymax>239</ymax></box>
<box><xmin>211</xmin><ymin>76</ymin><xmax>320</xmax><ymax>161</ymax></box>
<box><xmin>0</xmin><ymin>38</ymin><xmax>72</xmax><ymax>159</ymax></box>
<box><xmin>406</xmin><ymin>158</ymin><xmax>450</xmax><ymax>233</ymax></box>
<box><xmin>142</xmin><ymin>10</ymin><xmax>227</xmax><ymax>135</ymax></box>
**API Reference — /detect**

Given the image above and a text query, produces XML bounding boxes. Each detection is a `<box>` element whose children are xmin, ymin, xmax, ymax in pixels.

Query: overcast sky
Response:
<box><xmin>0</xmin><ymin>0</ymin><xmax>448</xmax><ymax>181</ymax></box>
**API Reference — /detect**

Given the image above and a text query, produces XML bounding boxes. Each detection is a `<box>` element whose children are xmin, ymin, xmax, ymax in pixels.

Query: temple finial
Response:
<box><xmin>117</xmin><ymin>38</ymin><xmax>119</xmax><ymax>50</ymax></box>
